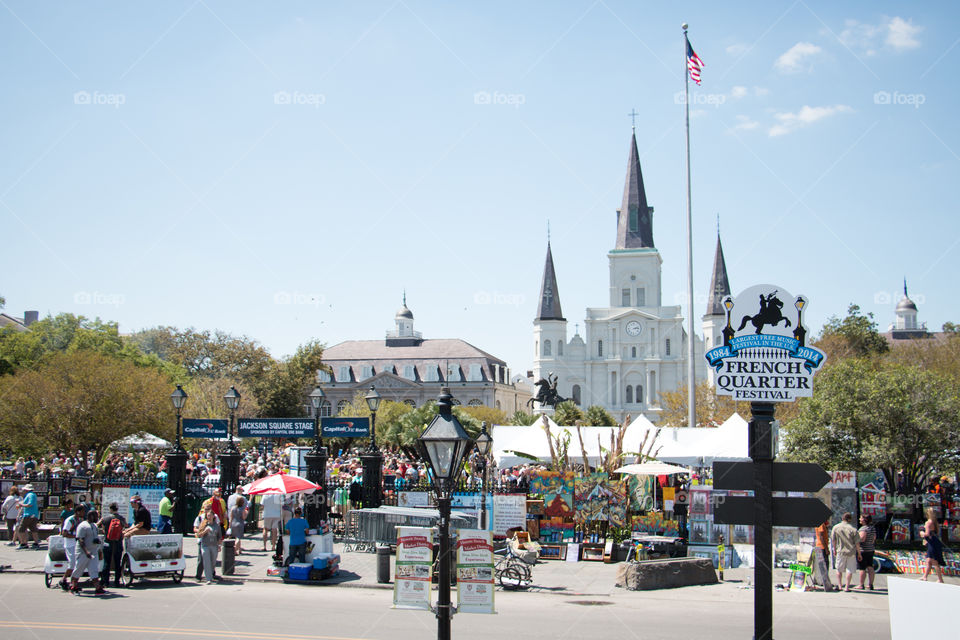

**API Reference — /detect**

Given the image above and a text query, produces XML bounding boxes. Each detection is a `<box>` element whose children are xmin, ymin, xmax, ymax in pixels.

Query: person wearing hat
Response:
<box><xmin>123</xmin><ymin>495</ymin><xmax>152</xmax><ymax>537</ymax></box>
<box><xmin>15</xmin><ymin>484</ymin><xmax>40</xmax><ymax>549</ymax></box>
<box><xmin>158</xmin><ymin>489</ymin><xmax>175</xmax><ymax>534</ymax></box>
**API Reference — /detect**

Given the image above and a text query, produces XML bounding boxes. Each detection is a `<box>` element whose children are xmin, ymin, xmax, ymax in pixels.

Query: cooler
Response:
<box><xmin>287</xmin><ymin>563</ymin><xmax>312</xmax><ymax>581</ymax></box>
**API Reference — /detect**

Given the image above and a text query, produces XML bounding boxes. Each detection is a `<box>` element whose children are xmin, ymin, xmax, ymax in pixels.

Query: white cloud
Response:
<box><xmin>768</xmin><ymin>104</ymin><xmax>853</xmax><ymax>137</ymax></box>
<box><xmin>886</xmin><ymin>16</ymin><xmax>922</xmax><ymax>50</ymax></box>
<box><xmin>726</xmin><ymin>43</ymin><xmax>748</xmax><ymax>56</ymax></box>
<box><xmin>840</xmin><ymin>16</ymin><xmax>921</xmax><ymax>54</ymax></box>
<box><xmin>754</xmin><ymin>86</ymin><xmax>770</xmax><ymax>97</ymax></box>
<box><xmin>775</xmin><ymin>42</ymin><xmax>823</xmax><ymax>73</ymax></box>
<box><xmin>730</xmin><ymin>86</ymin><xmax>748</xmax><ymax>99</ymax></box>
<box><xmin>732</xmin><ymin>115</ymin><xmax>760</xmax><ymax>131</ymax></box>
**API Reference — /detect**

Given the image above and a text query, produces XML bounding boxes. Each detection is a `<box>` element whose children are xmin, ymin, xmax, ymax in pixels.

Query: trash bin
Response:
<box><xmin>222</xmin><ymin>538</ymin><xmax>236</xmax><ymax>575</ymax></box>
<box><xmin>376</xmin><ymin>544</ymin><xmax>391</xmax><ymax>584</ymax></box>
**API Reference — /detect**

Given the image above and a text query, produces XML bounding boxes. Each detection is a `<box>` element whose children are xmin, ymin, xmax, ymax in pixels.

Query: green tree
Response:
<box><xmin>552</xmin><ymin>400</ymin><xmax>584</xmax><ymax>426</ymax></box>
<box><xmin>943</xmin><ymin>322</ymin><xmax>960</xmax><ymax>335</ymax></box>
<box><xmin>780</xmin><ymin>359</ymin><xmax>960</xmax><ymax>492</ymax></box>
<box><xmin>0</xmin><ymin>351</ymin><xmax>173</xmax><ymax>465</ymax></box>
<box><xmin>509</xmin><ymin>410</ymin><xmax>536</xmax><ymax>426</ymax></box>
<box><xmin>0</xmin><ymin>313</ymin><xmax>178</xmax><ymax>376</ymax></box>
<box><xmin>332</xmin><ymin>390</ymin><xmax>412</xmax><ymax>450</ymax></box>
<box><xmin>253</xmin><ymin>340</ymin><xmax>327</xmax><ymax>418</ymax></box>
<box><xmin>128</xmin><ymin>326</ymin><xmax>272</xmax><ymax>383</ymax></box>
<box><xmin>584</xmin><ymin>405</ymin><xmax>616</xmax><ymax>426</ymax></box>
<box><xmin>815</xmin><ymin>303</ymin><xmax>889</xmax><ymax>361</ymax></box>
<box><xmin>381</xmin><ymin>400</ymin><xmax>482</xmax><ymax>458</ymax></box>
<box><xmin>460</xmin><ymin>404</ymin><xmax>508</xmax><ymax>427</ymax></box>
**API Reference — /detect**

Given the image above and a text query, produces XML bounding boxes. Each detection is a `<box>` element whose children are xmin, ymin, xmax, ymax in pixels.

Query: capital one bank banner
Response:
<box><xmin>704</xmin><ymin>284</ymin><xmax>827</xmax><ymax>402</ymax></box>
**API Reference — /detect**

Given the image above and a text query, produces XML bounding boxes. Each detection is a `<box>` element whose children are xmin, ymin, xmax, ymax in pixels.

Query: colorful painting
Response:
<box><xmin>890</xmin><ymin>519</ymin><xmax>911</xmax><ymax>543</ymax></box>
<box><xmin>631</xmin><ymin>513</ymin><xmax>679</xmax><ymax>536</ymax></box>
<box><xmin>859</xmin><ymin>470</ymin><xmax>887</xmax><ymax>519</ymax></box>
<box><xmin>626</xmin><ymin>474</ymin><xmax>655</xmax><ymax>512</ymax></box>
<box><xmin>573</xmin><ymin>473</ymin><xmax>627</xmax><ymax>526</ymax></box>
<box><xmin>887</xmin><ymin>550</ymin><xmax>960</xmax><ymax>576</ymax></box>
<box><xmin>946</xmin><ymin>522</ymin><xmax>960</xmax><ymax>544</ymax></box>
<box><xmin>539</xmin><ymin>518</ymin><xmax>575</xmax><ymax>543</ymax></box>
<box><xmin>531</xmin><ymin>472</ymin><xmax>575</xmax><ymax>519</ymax></box>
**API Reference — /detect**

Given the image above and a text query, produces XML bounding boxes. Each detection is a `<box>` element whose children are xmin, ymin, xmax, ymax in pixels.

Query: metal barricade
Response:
<box><xmin>349</xmin><ymin>507</ymin><xmax>478</xmax><ymax>553</ymax></box>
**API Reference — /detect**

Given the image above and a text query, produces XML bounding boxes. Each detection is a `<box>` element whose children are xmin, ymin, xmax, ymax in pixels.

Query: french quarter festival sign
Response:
<box><xmin>704</xmin><ymin>284</ymin><xmax>827</xmax><ymax>402</ymax></box>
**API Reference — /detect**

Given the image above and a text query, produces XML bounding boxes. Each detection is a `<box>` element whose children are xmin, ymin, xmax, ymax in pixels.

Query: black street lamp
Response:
<box><xmin>417</xmin><ymin>388</ymin><xmax>473</xmax><ymax>640</ymax></box>
<box><xmin>361</xmin><ymin>385</ymin><xmax>383</xmax><ymax>508</ymax></box>
<box><xmin>475</xmin><ymin>422</ymin><xmax>493</xmax><ymax>531</ymax></box>
<box><xmin>220</xmin><ymin>386</ymin><xmax>242</xmax><ymax>494</ymax></box>
<box><xmin>306</xmin><ymin>385</ymin><xmax>328</xmax><ymax>526</ymax></box>
<box><xmin>166</xmin><ymin>384</ymin><xmax>189</xmax><ymax>535</ymax></box>
<box><xmin>170</xmin><ymin>384</ymin><xmax>188</xmax><ymax>452</ymax></box>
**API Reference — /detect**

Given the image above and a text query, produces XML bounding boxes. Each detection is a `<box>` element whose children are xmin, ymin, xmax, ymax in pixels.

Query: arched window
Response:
<box><xmin>557</xmin><ymin>341</ymin><xmax>563</xmax><ymax>356</ymax></box>
<box><xmin>572</xmin><ymin>385</ymin><xmax>581</xmax><ymax>406</ymax></box>
<box><xmin>637</xmin><ymin>385</ymin><xmax>644</xmax><ymax>404</ymax></box>
<box><xmin>336</xmin><ymin>400</ymin><xmax>349</xmax><ymax>416</ymax></box>
<box><xmin>543</xmin><ymin>339</ymin><xmax>552</xmax><ymax>356</ymax></box>
<box><xmin>625</xmin><ymin>385</ymin><xmax>633</xmax><ymax>404</ymax></box>
<box><xmin>404</xmin><ymin>399</ymin><xmax>416</xmax><ymax>407</ymax></box>
<box><xmin>495</xmin><ymin>400</ymin><xmax>501</xmax><ymax>410</ymax></box>
<box><xmin>535</xmin><ymin>340</ymin><xmax>539</xmax><ymax>356</ymax></box>
<box><xmin>665</xmin><ymin>338</ymin><xmax>671</xmax><ymax>356</ymax></box>
<box><xmin>468</xmin><ymin>399</ymin><xmax>483</xmax><ymax>406</ymax></box>
<box><xmin>631</xmin><ymin>346</ymin><xmax>636</xmax><ymax>358</ymax></box>
<box><xmin>320</xmin><ymin>400</ymin><xmax>332</xmax><ymax>417</ymax></box>
<box><xmin>598</xmin><ymin>340</ymin><xmax>603</xmax><ymax>357</ymax></box>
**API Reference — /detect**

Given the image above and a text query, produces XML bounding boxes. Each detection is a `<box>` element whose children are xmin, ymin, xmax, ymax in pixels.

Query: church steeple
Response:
<box><xmin>705</xmin><ymin>233</ymin><xmax>731</xmax><ymax>316</ymax></box>
<box><xmin>616</xmin><ymin>130</ymin><xmax>654</xmax><ymax>249</ymax></box>
<box><xmin>536</xmin><ymin>241</ymin><xmax>565</xmax><ymax>321</ymax></box>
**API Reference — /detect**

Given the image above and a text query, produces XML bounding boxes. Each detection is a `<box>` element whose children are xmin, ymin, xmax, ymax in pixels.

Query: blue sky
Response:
<box><xmin>1</xmin><ymin>1</ymin><xmax>957</xmax><ymax>377</ymax></box>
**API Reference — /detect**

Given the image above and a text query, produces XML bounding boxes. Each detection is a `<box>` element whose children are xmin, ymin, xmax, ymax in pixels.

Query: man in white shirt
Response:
<box><xmin>59</xmin><ymin>505</ymin><xmax>85</xmax><ymax>591</ymax></box>
<box><xmin>261</xmin><ymin>494</ymin><xmax>282</xmax><ymax>552</ymax></box>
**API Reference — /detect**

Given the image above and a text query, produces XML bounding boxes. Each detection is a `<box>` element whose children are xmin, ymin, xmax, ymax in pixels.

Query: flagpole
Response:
<box><xmin>683</xmin><ymin>23</ymin><xmax>697</xmax><ymax>429</ymax></box>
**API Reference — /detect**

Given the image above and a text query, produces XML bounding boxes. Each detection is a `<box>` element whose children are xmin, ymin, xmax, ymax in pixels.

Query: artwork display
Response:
<box><xmin>573</xmin><ymin>473</ymin><xmax>627</xmax><ymax>527</ymax></box>
<box><xmin>531</xmin><ymin>472</ymin><xmax>575</xmax><ymax>519</ymax></box>
<box><xmin>890</xmin><ymin>519</ymin><xmax>911</xmax><ymax>543</ymax></box>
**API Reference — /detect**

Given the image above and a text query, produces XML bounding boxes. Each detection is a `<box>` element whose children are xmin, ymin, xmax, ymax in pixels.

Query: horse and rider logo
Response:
<box><xmin>706</xmin><ymin>284</ymin><xmax>827</xmax><ymax>402</ymax></box>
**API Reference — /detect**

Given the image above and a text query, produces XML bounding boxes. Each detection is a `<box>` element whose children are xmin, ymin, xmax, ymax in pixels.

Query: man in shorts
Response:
<box><xmin>16</xmin><ymin>484</ymin><xmax>40</xmax><ymax>549</ymax></box>
<box><xmin>830</xmin><ymin>512</ymin><xmax>861</xmax><ymax>592</ymax></box>
<box><xmin>261</xmin><ymin>493</ymin><xmax>282</xmax><ymax>552</ymax></box>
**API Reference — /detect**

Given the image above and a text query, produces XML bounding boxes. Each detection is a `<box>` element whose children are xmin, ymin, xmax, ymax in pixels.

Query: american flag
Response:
<box><xmin>686</xmin><ymin>37</ymin><xmax>704</xmax><ymax>85</ymax></box>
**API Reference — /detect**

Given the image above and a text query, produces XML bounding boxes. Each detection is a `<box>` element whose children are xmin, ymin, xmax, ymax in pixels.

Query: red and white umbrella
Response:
<box><xmin>242</xmin><ymin>473</ymin><xmax>321</xmax><ymax>495</ymax></box>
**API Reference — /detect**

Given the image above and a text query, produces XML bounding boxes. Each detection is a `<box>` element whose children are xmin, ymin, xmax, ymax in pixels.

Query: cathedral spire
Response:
<box><xmin>615</xmin><ymin>130</ymin><xmax>654</xmax><ymax>249</ymax></box>
<box><xmin>705</xmin><ymin>232</ymin><xmax>731</xmax><ymax>316</ymax></box>
<box><xmin>536</xmin><ymin>241</ymin><xmax>565</xmax><ymax>321</ymax></box>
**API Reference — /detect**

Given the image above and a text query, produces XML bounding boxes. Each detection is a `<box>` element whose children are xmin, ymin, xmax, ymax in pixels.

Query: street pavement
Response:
<box><xmin>0</xmin><ymin>540</ymin><xmax>950</xmax><ymax>639</ymax></box>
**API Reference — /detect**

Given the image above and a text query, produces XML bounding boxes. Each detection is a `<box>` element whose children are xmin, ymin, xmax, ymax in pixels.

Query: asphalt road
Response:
<box><xmin>0</xmin><ymin>572</ymin><xmax>892</xmax><ymax>640</ymax></box>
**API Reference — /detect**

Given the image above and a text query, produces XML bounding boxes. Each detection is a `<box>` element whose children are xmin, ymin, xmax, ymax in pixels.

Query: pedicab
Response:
<box><xmin>43</xmin><ymin>535</ymin><xmax>104</xmax><ymax>588</ymax></box>
<box><xmin>119</xmin><ymin>533</ymin><xmax>186</xmax><ymax>586</ymax></box>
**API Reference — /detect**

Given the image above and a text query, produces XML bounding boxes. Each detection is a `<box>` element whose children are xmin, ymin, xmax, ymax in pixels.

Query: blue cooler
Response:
<box><xmin>287</xmin><ymin>563</ymin><xmax>312</xmax><ymax>581</ymax></box>
<box><xmin>312</xmin><ymin>553</ymin><xmax>340</xmax><ymax>570</ymax></box>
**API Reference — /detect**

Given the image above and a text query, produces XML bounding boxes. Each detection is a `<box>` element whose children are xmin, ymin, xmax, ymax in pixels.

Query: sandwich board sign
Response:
<box><xmin>704</xmin><ymin>284</ymin><xmax>827</xmax><ymax>402</ymax></box>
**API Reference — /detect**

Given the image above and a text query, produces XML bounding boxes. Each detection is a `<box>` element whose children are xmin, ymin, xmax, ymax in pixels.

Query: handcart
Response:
<box><xmin>43</xmin><ymin>535</ymin><xmax>104</xmax><ymax>588</ymax></box>
<box><xmin>119</xmin><ymin>533</ymin><xmax>185</xmax><ymax>586</ymax></box>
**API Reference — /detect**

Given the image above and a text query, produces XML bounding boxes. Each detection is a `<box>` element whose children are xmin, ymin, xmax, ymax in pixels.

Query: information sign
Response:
<box><xmin>456</xmin><ymin>529</ymin><xmax>496</xmax><ymax>614</ymax></box>
<box><xmin>238</xmin><ymin>418</ymin><xmax>314</xmax><ymax>438</ymax></box>
<box><xmin>182</xmin><ymin>419</ymin><xmax>228</xmax><ymax>439</ymax></box>
<box><xmin>393</xmin><ymin>526</ymin><xmax>433</xmax><ymax>610</ymax></box>
<box><xmin>320</xmin><ymin>417</ymin><xmax>370</xmax><ymax>438</ymax></box>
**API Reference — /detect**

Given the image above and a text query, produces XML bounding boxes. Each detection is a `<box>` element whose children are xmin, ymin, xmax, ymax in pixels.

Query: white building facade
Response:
<box><xmin>532</xmin><ymin>132</ymin><xmax>707</xmax><ymax>423</ymax></box>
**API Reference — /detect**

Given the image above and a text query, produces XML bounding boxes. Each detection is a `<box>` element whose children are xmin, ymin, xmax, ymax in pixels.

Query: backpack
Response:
<box><xmin>107</xmin><ymin>516</ymin><xmax>124</xmax><ymax>541</ymax></box>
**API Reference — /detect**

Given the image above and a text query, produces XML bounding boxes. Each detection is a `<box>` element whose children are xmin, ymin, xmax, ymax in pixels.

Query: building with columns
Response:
<box><xmin>532</xmin><ymin>131</ymin><xmax>707</xmax><ymax>423</ymax></box>
<box><xmin>318</xmin><ymin>298</ymin><xmax>531</xmax><ymax>416</ymax></box>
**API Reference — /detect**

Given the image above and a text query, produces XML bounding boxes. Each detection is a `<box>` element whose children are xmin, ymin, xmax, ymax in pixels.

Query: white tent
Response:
<box><xmin>491</xmin><ymin>413</ymin><xmax>750</xmax><ymax>469</ymax></box>
<box><xmin>110</xmin><ymin>432</ymin><xmax>173</xmax><ymax>451</ymax></box>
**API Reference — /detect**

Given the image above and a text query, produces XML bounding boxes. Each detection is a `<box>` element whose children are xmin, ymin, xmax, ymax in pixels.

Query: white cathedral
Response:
<box><xmin>532</xmin><ymin>131</ymin><xmax>733</xmax><ymax>424</ymax></box>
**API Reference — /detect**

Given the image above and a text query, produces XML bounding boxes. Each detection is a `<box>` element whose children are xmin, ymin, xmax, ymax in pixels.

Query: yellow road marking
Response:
<box><xmin>0</xmin><ymin>621</ymin><xmax>367</xmax><ymax>640</ymax></box>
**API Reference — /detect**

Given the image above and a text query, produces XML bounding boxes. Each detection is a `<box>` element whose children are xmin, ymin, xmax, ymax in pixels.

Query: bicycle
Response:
<box><xmin>494</xmin><ymin>540</ymin><xmax>535</xmax><ymax>589</ymax></box>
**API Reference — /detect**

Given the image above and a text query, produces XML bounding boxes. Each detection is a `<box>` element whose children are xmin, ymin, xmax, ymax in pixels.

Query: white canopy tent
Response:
<box><xmin>491</xmin><ymin>413</ymin><xmax>750</xmax><ymax>469</ymax></box>
<box><xmin>109</xmin><ymin>432</ymin><xmax>173</xmax><ymax>451</ymax></box>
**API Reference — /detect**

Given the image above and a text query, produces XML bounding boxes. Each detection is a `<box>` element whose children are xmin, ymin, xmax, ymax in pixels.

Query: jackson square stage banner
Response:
<box><xmin>456</xmin><ymin>529</ymin><xmax>496</xmax><ymax>614</ymax></box>
<box><xmin>704</xmin><ymin>284</ymin><xmax>827</xmax><ymax>402</ymax></box>
<box><xmin>392</xmin><ymin>526</ymin><xmax>434</xmax><ymax>611</ymax></box>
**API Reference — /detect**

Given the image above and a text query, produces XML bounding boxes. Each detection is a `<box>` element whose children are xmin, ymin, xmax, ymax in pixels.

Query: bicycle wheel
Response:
<box><xmin>499</xmin><ymin>566</ymin><xmax>524</xmax><ymax>590</ymax></box>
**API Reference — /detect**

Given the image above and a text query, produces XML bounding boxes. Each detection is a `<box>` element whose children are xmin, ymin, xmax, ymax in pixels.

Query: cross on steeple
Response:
<box><xmin>628</xmin><ymin>109</ymin><xmax>639</xmax><ymax>129</ymax></box>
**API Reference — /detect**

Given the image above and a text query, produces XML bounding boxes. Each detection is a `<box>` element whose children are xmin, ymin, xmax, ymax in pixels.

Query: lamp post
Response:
<box><xmin>166</xmin><ymin>384</ymin><xmax>189</xmax><ymax>535</ymax></box>
<box><xmin>220</xmin><ymin>386</ymin><xmax>242</xmax><ymax>495</ymax></box>
<box><xmin>475</xmin><ymin>422</ymin><xmax>493</xmax><ymax>531</ymax></box>
<box><xmin>417</xmin><ymin>387</ymin><xmax>474</xmax><ymax>640</ymax></box>
<box><xmin>306</xmin><ymin>385</ymin><xmax>328</xmax><ymax>527</ymax></box>
<box><xmin>361</xmin><ymin>385</ymin><xmax>383</xmax><ymax>508</ymax></box>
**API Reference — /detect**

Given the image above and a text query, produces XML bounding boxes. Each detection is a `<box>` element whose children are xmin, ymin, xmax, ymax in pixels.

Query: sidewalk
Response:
<box><xmin>1</xmin><ymin>538</ymin><xmax>949</xmax><ymax>595</ymax></box>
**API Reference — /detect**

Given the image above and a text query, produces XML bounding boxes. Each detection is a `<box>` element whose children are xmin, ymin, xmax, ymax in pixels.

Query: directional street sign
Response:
<box><xmin>713</xmin><ymin>461</ymin><xmax>830</xmax><ymax>493</ymax></box>
<box><xmin>715</xmin><ymin>496</ymin><xmax>832</xmax><ymax>528</ymax></box>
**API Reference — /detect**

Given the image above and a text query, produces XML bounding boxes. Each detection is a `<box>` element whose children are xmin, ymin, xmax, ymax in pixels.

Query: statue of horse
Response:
<box><xmin>527</xmin><ymin>377</ymin><xmax>566</xmax><ymax>408</ymax></box>
<box><xmin>737</xmin><ymin>291</ymin><xmax>792</xmax><ymax>335</ymax></box>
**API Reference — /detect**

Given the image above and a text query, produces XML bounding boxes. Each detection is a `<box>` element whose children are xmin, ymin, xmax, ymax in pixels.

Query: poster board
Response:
<box><xmin>455</xmin><ymin>529</ymin><xmax>495</xmax><ymax>614</ymax></box>
<box><xmin>492</xmin><ymin>494</ymin><xmax>526</xmax><ymax>537</ymax></box>
<box><xmin>101</xmin><ymin>486</ymin><xmax>130</xmax><ymax>519</ymax></box>
<box><xmin>398</xmin><ymin>492</ymin><xmax>430</xmax><ymax>508</ymax></box>
<box><xmin>393</xmin><ymin>526</ymin><xmax>433</xmax><ymax>610</ymax></box>
<box><xmin>130</xmin><ymin>484</ymin><xmax>166</xmax><ymax>526</ymax></box>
